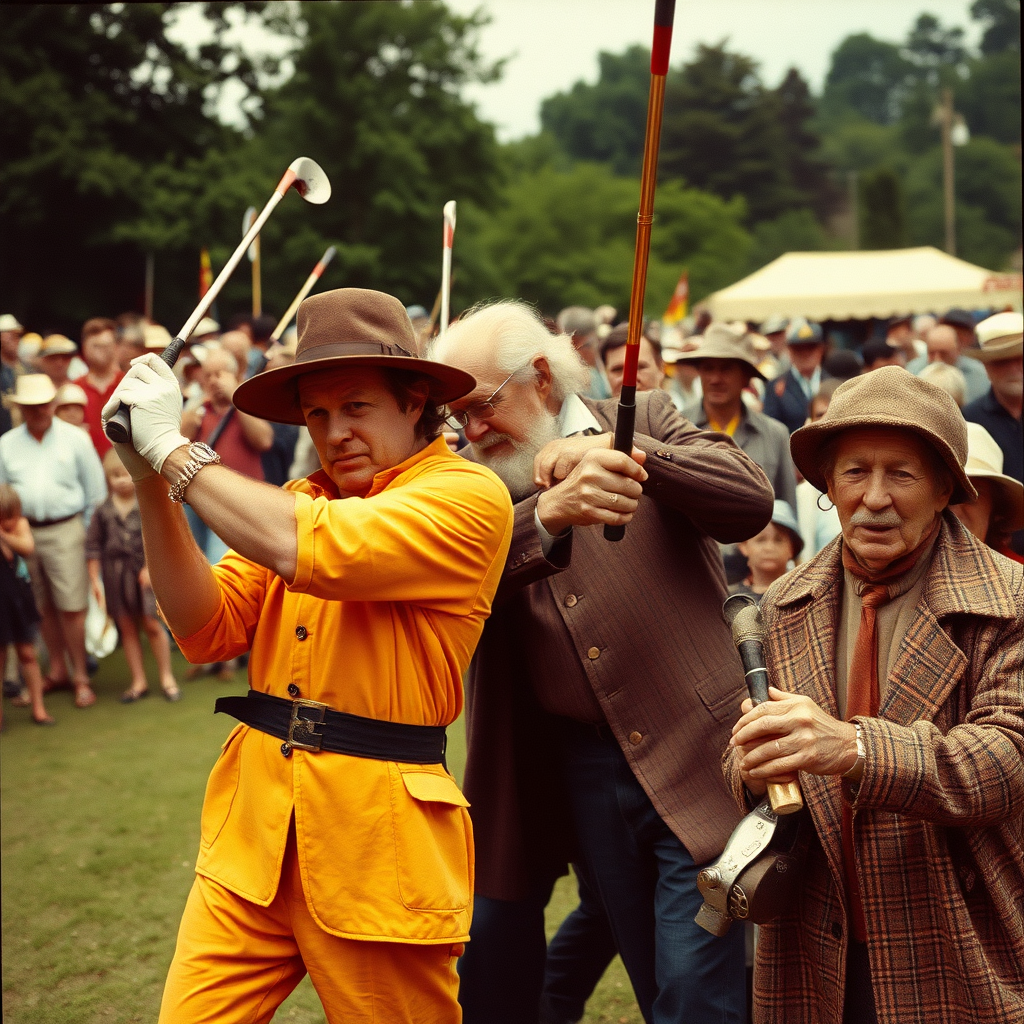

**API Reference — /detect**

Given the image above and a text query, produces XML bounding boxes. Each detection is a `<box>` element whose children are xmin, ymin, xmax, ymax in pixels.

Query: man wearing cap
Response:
<box><xmin>762</xmin><ymin>318</ymin><xmax>830</xmax><ymax>434</ymax></box>
<box><xmin>678</xmin><ymin>324</ymin><xmax>796</xmax><ymax>511</ymax></box>
<box><xmin>962</xmin><ymin>312</ymin><xmax>1024</xmax><ymax>555</ymax></box>
<box><xmin>727</xmin><ymin>366</ymin><xmax>1023</xmax><ymax>1024</ymax></box>
<box><xmin>759</xmin><ymin>315</ymin><xmax>790</xmax><ymax>378</ymax></box>
<box><xmin>37</xmin><ymin>334</ymin><xmax>79</xmax><ymax>391</ymax></box>
<box><xmin>103</xmin><ymin>288</ymin><xmax>513</xmax><ymax>1022</ymax></box>
<box><xmin>0</xmin><ymin>374</ymin><xmax>106</xmax><ymax>708</ymax></box>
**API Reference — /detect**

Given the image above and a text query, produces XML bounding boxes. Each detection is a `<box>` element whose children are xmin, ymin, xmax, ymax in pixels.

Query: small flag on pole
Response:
<box><xmin>663</xmin><ymin>270</ymin><xmax>689</xmax><ymax>325</ymax></box>
<box><xmin>199</xmin><ymin>247</ymin><xmax>213</xmax><ymax>298</ymax></box>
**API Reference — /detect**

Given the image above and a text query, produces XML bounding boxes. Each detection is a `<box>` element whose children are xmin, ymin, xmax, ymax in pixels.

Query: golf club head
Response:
<box><xmin>289</xmin><ymin>157</ymin><xmax>331</xmax><ymax>204</ymax></box>
<box><xmin>243</xmin><ymin>206</ymin><xmax>259</xmax><ymax>261</ymax></box>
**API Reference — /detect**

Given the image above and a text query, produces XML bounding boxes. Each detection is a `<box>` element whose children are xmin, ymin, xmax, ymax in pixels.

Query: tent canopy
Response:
<box><xmin>705</xmin><ymin>246</ymin><xmax>1023</xmax><ymax>322</ymax></box>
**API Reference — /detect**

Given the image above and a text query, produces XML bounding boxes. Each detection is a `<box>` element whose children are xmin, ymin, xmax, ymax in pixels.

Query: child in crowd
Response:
<box><xmin>730</xmin><ymin>499</ymin><xmax>804</xmax><ymax>603</ymax></box>
<box><xmin>0</xmin><ymin>484</ymin><xmax>54</xmax><ymax>725</ymax></box>
<box><xmin>54</xmin><ymin>382</ymin><xmax>90</xmax><ymax>428</ymax></box>
<box><xmin>86</xmin><ymin>449</ymin><xmax>181</xmax><ymax>703</ymax></box>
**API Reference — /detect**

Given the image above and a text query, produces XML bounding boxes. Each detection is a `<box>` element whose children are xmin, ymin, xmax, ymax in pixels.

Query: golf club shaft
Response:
<box><xmin>105</xmin><ymin>167</ymin><xmax>298</xmax><ymax>443</ymax></box>
<box><xmin>270</xmin><ymin>245</ymin><xmax>337</xmax><ymax>343</ymax></box>
<box><xmin>440</xmin><ymin>202</ymin><xmax>456</xmax><ymax>334</ymax></box>
<box><xmin>605</xmin><ymin>0</ymin><xmax>674</xmax><ymax>542</ymax></box>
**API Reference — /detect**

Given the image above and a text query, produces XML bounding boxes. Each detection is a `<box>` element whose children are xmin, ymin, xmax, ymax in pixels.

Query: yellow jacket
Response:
<box><xmin>174</xmin><ymin>437</ymin><xmax>513</xmax><ymax>943</ymax></box>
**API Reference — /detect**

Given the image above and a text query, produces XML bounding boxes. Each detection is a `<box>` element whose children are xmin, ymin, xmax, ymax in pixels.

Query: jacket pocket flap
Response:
<box><xmin>401</xmin><ymin>770</ymin><xmax>470</xmax><ymax>807</ymax></box>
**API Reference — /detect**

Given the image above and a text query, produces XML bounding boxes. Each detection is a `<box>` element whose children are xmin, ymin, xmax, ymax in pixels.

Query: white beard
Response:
<box><xmin>470</xmin><ymin>411</ymin><xmax>561</xmax><ymax>501</ymax></box>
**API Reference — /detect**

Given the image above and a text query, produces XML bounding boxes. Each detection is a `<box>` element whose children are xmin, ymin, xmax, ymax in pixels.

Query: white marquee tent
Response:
<box><xmin>705</xmin><ymin>246</ymin><xmax>1023</xmax><ymax>322</ymax></box>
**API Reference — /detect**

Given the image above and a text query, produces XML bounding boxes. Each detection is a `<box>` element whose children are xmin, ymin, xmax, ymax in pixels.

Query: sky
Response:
<box><xmin>168</xmin><ymin>0</ymin><xmax>980</xmax><ymax>139</ymax></box>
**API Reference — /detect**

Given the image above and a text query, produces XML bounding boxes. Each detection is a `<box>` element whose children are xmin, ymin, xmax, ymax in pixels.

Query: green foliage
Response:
<box><xmin>466</xmin><ymin>160</ymin><xmax>751</xmax><ymax>315</ymax></box>
<box><xmin>747</xmin><ymin>209</ymin><xmax>832</xmax><ymax>272</ymax></box>
<box><xmin>540</xmin><ymin>47</ymin><xmax>649</xmax><ymax>176</ymax></box>
<box><xmin>971</xmin><ymin>0</ymin><xmax>1021</xmax><ymax>55</ymax></box>
<box><xmin>859</xmin><ymin>167</ymin><xmax>906</xmax><ymax>249</ymax></box>
<box><xmin>0</xmin><ymin>2</ymin><xmax>271</xmax><ymax>331</ymax></box>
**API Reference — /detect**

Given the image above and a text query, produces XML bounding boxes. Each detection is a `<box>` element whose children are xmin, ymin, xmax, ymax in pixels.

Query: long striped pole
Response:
<box><xmin>269</xmin><ymin>245</ymin><xmax>337</xmax><ymax>343</ymax></box>
<box><xmin>439</xmin><ymin>201</ymin><xmax>457</xmax><ymax>334</ymax></box>
<box><xmin>605</xmin><ymin>0</ymin><xmax>675</xmax><ymax>542</ymax></box>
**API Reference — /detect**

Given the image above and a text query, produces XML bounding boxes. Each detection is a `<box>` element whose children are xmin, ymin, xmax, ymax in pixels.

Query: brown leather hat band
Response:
<box><xmin>294</xmin><ymin>341</ymin><xmax>413</xmax><ymax>364</ymax></box>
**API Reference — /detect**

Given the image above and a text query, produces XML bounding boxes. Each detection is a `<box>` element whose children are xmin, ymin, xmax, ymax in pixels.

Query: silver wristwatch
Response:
<box><xmin>168</xmin><ymin>442</ymin><xmax>222</xmax><ymax>504</ymax></box>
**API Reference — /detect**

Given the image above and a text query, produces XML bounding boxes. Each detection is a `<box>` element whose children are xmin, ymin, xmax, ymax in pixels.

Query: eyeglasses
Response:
<box><xmin>445</xmin><ymin>364</ymin><xmax>526</xmax><ymax>429</ymax></box>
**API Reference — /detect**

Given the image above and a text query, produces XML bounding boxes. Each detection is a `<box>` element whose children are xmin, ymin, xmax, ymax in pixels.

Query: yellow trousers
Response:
<box><xmin>159</xmin><ymin>824</ymin><xmax>462</xmax><ymax>1023</ymax></box>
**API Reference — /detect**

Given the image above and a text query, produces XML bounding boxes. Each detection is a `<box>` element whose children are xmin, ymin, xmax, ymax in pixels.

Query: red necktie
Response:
<box><xmin>840</xmin><ymin>582</ymin><xmax>889</xmax><ymax>942</ymax></box>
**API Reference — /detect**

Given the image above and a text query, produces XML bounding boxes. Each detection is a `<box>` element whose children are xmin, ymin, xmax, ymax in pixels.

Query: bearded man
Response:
<box><xmin>728</xmin><ymin>367</ymin><xmax>1023</xmax><ymax>1024</ymax></box>
<box><xmin>431</xmin><ymin>300</ymin><xmax>774</xmax><ymax>1024</ymax></box>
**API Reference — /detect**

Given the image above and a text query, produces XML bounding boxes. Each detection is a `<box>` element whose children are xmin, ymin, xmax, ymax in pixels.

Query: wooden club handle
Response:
<box><xmin>767</xmin><ymin>779</ymin><xmax>803</xmax><ymax>815</ymax></box>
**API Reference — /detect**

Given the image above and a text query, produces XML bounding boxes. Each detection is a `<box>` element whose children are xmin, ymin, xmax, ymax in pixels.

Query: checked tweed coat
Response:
<box><xmin>463</xmin><ymin>389</ymin><xmax>775</xmax><ymax>899</ymax></box>
<box><xmin>726</xmin><ymin>513</ymin><xmax>1024</xmax><ymax>1024</ymax></box>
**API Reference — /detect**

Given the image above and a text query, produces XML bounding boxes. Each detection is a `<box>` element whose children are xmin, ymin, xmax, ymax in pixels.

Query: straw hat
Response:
<box><xmin>0</xmin><ymin>314</ymin><xmax>24</xmax><ymax>333</ymax></box>
<box><xmin>233</xmin><ymin>288</ymin><xmax>476</xmax><ymax>425</ymax></box>
<box><xmin>55</xmin><ymin>382</ymin><xmax>88</xmax><ymax>408</ymax></box>
<box><xmin>39</xmin><ymin>334</ymin><xmax>78</xmax><ymax>357</ymax></box>
<box><xmin>963</xmin><ymin>422</ymin><xmax>1024</xmax><ymax>531</ymax></box>
<box><xmin>675</xmin><ymin>323</ymin><xmax>767</xmax><ymax>380</ymax></box>
<box><xmin>790</xmin><ymin>365</ymin><xmax>976</xmax><ymax>505</ymax></box>
<box><xmin>963</xmin><ymin>312</ymin><xmax>1023</xmax><ymax>362</ymax></box>
<box><xmin>143</xmin><ymin>324</ymin><xmax>173</xmax><ymax>352</ymax></box>
<box><xmin>7</xmin><ymin>374</ymin><xmax>57</xmax><ymax>406</ymax></box>
<box><xmin>193</xmin><ymin>317</ymin><xmax>220</xmax><ymax>338</ymax></box>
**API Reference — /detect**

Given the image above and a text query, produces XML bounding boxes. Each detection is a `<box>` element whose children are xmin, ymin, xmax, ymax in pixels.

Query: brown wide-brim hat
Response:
<box><xmin>233</xmin><ymin>288</ymin><xmax>476</xmax><ymax>425</ymax></box>
<box><xmin>791</xmin><ymin>365</ymin><xmax>976</xmax><ymax>505</ymax></box>
<box><xmin>674</xmin><ymin>323</ymin><xmax>767</xmax><ymax>380</ymax></box>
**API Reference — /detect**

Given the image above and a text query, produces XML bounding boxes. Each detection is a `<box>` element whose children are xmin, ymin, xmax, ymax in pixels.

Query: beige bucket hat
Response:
<box><xmin>233</xmin><ymin>288</ymin><xmax>476</xmax><ymax>425</ymax></box>
<box><xmin>964</xmin><ymin>312</ymin><xmax>1023</xmax><ymax>362</ymax></box>
<box><xmin>963</xmin><ymin>422</ymin><xmax>1024</xmax><ymax>530</ymax></box>
<box><xmin>790</xmin><ymin>365</ymin><xmax>976</xmax><ymax>505</ymax></box>
<box><xmin>674</xmin><ymin>323</ymin><xmax>767</xmax><ymax>380</ymax></box>
<box><xmin>143</xmin><ymin>324</ymin><xmax>173</xmax><ymax>352</ymax></box>
<box><xmin>55</xmin><ymin>382</ymin><xmax>89</xmax><ymax>408</ymax></box>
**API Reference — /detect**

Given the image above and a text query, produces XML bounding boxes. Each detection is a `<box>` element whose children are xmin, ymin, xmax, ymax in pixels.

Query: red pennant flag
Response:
<box><xmin>663</xmin><ymin>270</ymin><xmax>689</xmax><ymax>325</ymax></box>
<box><xmin>199</xmin><ymin>247</ymin><xmax>213</xmax><ymax>298</ymax></box>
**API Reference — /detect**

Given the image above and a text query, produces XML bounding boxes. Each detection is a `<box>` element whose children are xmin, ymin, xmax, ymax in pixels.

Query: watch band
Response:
<box><xmin>168</xmin><ymin>442</ymin><xmax>222</xmax><ymax>504</ymax></box>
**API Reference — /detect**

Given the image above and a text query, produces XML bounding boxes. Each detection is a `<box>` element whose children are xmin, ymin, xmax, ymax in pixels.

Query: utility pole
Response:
<box><xmin>940</xmin><ymin>88</ymin><xmax>956</xmax><ymax>256</ymax></box>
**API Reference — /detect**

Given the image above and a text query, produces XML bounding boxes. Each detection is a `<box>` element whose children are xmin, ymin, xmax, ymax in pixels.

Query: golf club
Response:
<box><xmin>105</xmin><ymin>157</ymin><xmax>331</xmax><ymax>443</ymax></box>
<box><xmin>243</xmin><ymin>205</ymin><xmax>262</xmax><ymax>317</ymax></box>
<box><xmin>269</xmin><ymin>244</ymin><xmax>337</xmax><ymax>344</ymax></box>
<box><xmin>439</xmin><ymin>200</ymin><xmax>457</xmax><ymax>334</ymax></box>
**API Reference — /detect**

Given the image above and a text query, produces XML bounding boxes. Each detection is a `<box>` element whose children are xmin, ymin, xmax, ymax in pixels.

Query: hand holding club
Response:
<box><xmin>533</xmin><ymin>432</ymin><xmax>647</xmax><ymax>489</ymax></box>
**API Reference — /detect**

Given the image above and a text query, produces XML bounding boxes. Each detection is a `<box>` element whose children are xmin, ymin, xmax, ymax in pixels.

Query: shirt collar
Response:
<box><xmin>557</xmin><ymin>393</ymin><xmax>602</xmax><ymax>438</ymax></box>
<box><xmin>306</xmin><ymin>435</ymin><xmax>451</xmax><ymax>500</ymax></box>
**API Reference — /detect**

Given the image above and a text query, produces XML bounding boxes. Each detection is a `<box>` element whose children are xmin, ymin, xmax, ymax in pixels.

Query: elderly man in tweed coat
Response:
<box><xmin>728</xmin><ymin>366</ymin><xmax>1023</xmax><ymax>1024</ymax></box>
<box><xmin>433</xmin><ymin>301</ymin><xmax>775</xmax><ymax>1024</ymax></box>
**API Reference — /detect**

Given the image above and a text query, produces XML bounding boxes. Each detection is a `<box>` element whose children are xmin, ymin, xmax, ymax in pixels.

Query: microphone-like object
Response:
<box><xmin>723</xmin><ymin>594</ymin><xmax>803</xmax><ymax>815</ymax></box>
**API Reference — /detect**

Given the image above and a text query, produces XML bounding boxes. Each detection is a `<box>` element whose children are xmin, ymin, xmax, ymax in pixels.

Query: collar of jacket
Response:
<box><xmin>768</xmin><ymin>511</ymin><xmax>1017</xmax><ymax>622</ymax></box>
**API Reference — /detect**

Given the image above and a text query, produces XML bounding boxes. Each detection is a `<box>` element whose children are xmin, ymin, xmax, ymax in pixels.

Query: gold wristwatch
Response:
<box><xmin>168</xmin><ymin>442</ymin><xmax>221</xmax><ymax>504</ymax></box>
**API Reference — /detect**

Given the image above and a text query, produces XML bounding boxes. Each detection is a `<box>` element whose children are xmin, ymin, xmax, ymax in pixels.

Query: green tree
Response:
<box><xmin>0</xmin><ymin>2</ymin><xmax>268</xmax><ymax>331</ymax></box>
<box><xmin>241</xmin><ymin>0</ymin><xmax>503</xmax><ymax>314</ymax></box>
<box><xmin>971</xmin><ymin>0</ymin><xmax>1020</xmax><ymax>55</ymax></box>
<box><xmin>819</xmin><ymin>34</ymin><xmax>912</xmax><ymax>125</ymax></box>
<box><xmin>469</xmin><ymin>161</ymin><xmax>751</xmax><ymax>314</ymax></box>
<box><xmin>858</xmin><ymin>167</ymin><xmax>906</xmax><ymax>249</ymax></box>
<box><xmin>539</xmin><ymin>47</ymin><xmax>649</xmax><ymax>175</ymax></box>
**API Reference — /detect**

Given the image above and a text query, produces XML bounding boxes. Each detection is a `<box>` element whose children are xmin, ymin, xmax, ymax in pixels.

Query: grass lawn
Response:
<box><xmin>2</xmin><ymin>647</ymin><xmax>641</xmax><ymax>1023</ymax></box>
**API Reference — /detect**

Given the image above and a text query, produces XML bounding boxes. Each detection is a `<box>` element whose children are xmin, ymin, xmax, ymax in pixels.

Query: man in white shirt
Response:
<box><xmin>0</xmin><ymin>374</ymin><xmax>106</xmax><ymax>707</ymax></box>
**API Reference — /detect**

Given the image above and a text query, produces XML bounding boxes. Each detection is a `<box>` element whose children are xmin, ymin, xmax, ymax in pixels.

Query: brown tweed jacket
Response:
<box><xmin>725</xmin><ymin>513</ymin><xmax>1024</xmax><ymax>1024</ymax></box>
<box><xmin>463</xmin><ymin>389</ymin><xmax>775</xmax><ymax>899</ymax></box>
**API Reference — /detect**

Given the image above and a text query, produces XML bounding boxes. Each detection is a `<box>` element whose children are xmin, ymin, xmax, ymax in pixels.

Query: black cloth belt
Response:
<box><xmin>27</xmin><ymin>512</ymin><xmax>81</xmax><ymax>529</ymax></box>
<box><xmin>214</xmin><ymin>689</ymin><xmax>447</xmax><ymax>765</ymax></box>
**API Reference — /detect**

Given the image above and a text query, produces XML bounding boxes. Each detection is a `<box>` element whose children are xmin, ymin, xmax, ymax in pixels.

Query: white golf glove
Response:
<box><xmin>102</xmin><ymin>354</ymin><xmax>190</xmax><ymax>475</ymax></box>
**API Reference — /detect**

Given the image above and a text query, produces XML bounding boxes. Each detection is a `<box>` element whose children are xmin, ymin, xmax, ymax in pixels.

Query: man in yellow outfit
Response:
<box><xmin>103</xmin><ymin>289</ymin><xmax>513</xmax><ymax>1023</ymax></box>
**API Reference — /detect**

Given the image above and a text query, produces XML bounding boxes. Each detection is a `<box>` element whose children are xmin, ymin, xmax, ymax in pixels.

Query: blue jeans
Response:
<box><xmin>557</xmin><ymin>718</ymin><xmax>746</xmax><ymax>1024</ymax></box>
